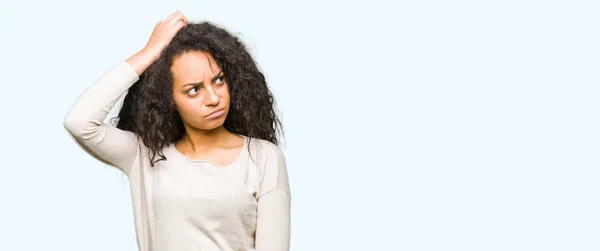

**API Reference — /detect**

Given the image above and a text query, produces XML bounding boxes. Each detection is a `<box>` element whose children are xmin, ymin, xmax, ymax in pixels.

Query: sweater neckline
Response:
<box><xmin>169</xmin><ymin>135</ymin><xmax>248</xmax><ymax>168</ymax></box>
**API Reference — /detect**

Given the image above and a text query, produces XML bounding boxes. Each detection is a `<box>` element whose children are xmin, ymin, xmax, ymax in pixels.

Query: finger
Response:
<box><xmin>174</xmin><ymin>19</ymin><xmax>186</xmax><ymax>31</ymax></box>
<box><xmin>162</xmin><ymin>11</ymin><xmax>179</xmax><ymax>22</ymax></box>
<box><xmin>166</xmin><ymin>11</ymin><xmax>182</xmax><ymax>23</ymax></box>
<box><xmin>167</xmin><ymin>13</ymin><xmax>185</xmax><ymax>27</ymax></box>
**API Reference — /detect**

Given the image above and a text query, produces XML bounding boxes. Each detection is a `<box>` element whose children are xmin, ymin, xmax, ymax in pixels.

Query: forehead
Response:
<box><xmin>171</xmin><ymin>51</ymin><xmax>221</xmax><ymax>82</ymax></box>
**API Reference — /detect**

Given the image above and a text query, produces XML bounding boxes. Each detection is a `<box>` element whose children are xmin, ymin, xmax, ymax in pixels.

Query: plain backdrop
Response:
<box><xmin>0</xmin><ymin>0</ymin><xmax>599</xmax><ymax>250</ymax></box>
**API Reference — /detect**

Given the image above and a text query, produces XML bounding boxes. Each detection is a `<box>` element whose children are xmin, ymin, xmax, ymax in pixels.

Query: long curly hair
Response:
<box><xmin>113</xmin><ymin>21</ymin><xmax>283</xmax><ymax>166</ymax></box>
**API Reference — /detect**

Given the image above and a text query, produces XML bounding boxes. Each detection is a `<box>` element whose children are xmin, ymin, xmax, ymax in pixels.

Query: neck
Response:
<box><xmin>180</xmin><ymin>125</ymin><xmax>233</xmax><ymax>152</ymax></box>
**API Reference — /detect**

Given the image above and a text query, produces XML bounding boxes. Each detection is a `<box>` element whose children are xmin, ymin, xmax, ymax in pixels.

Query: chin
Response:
<box><xmin>194</xmin><ymin>118</ymin><xmax>227</xmax><ymax>131</ymax></box>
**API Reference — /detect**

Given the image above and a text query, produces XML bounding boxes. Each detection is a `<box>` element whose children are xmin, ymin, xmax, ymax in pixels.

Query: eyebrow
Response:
<box><xmin>182</xmin><ymin>71</ymin><xmax>224</xmax><ymax>88</ymax></box>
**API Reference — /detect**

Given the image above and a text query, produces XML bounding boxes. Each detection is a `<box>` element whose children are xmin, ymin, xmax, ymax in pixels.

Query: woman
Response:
<box><xmin>63</xmin><ymin>11</ymin><xmax>290</xmax><ymax>251</ymax></box>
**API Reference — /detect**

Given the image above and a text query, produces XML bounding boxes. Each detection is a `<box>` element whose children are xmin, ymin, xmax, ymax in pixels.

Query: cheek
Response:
<box><xmin>173</xmin><ymin>95</ymin><xmax>198</xmax><ymax>116</ymax></box>
<box><xmin>219</xmin><ymin>86</ymin><xmax>231</xmax><ymax>106</ymax></box>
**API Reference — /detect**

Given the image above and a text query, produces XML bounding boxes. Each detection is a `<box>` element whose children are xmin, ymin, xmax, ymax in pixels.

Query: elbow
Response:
<box><xmin>63</xmin><ymin>111</ymin><xmax>77</xmax><ymax>135</ymax></box>
<box><xmin>63</xmin><ymin>109</ymin><xmax>84</xmax><ymax>138</ymax></box>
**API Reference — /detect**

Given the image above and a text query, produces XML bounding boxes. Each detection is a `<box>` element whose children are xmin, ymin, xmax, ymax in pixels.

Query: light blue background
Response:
<box><xmin>0</xmin><ymin>0</ymin><xmax>598</xmax><ymax>250</ymax></box>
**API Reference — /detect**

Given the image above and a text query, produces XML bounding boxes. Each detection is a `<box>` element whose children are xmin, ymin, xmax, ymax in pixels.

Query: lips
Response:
<box><xmin>206</xmin><ymin>108</ymin><xmax>225</xmax><ymax>117</ymax></box>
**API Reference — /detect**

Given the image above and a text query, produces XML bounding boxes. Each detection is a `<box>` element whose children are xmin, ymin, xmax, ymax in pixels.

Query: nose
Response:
<box><xmin>204</xmin><ymin>86</ymin><xmax>220</xmax><ymax>107</ymax></box>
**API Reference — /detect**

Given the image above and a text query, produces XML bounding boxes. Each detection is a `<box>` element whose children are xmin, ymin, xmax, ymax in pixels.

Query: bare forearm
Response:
<box><xmin>126</xmin><ymin>49</ymin><xmax>160</xmax><ymax>76</ymax></box>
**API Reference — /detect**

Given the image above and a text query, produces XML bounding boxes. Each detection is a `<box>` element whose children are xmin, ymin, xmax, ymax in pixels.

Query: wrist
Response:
<box><xmin>139</xmin><ymin>47</ymin><xmax>162</xmax><ymax>61</ymax></box>
<box><xmin>126</xmin><ymin>49</ymin><xmax>159</xmax><ymax>76</ymax></box>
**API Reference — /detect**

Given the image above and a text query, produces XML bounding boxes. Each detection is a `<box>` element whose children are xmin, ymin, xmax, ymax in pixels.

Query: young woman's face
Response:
<box><xmin>171</xmin><ymin>51</ymin><xmax>230</xmax><ymax>131</ymax></box>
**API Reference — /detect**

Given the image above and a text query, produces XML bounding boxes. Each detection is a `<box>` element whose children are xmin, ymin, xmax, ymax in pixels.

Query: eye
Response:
<box><xmin>187</xmin><ymin>87</ymin><xmax>200</xmax><ymax>95</ymax></box>
<box><xmin>215</xmin><ymin>76</ymin><xmax>225</xmax><ymax>85</ymax></box>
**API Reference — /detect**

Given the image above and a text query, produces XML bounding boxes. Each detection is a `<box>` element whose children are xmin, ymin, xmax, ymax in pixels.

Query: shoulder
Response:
<box><xmin>247</xmin><ymin>137</ymin><xmax>284</xmax><ymax>159</ymax></box>
<box><xmin>245</xmin><ymin>137</ymin><xmax>290</xmax><ymax>196</ymax></box>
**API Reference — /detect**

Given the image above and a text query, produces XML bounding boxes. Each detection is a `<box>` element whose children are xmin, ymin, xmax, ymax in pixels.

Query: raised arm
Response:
<box><xmin>63</xmin><ymin>11</ymin><xmax>188</xmax><ymax>175</ymax></box>
<box><xmin>255</xmin><ymin>143</ymin><xmax>292</xmax><ymax>251</ymax></box>
<box><xmin>63</xmin><ymin>60</ymin><xmax>141</xmax><ymax>174</ymax></box>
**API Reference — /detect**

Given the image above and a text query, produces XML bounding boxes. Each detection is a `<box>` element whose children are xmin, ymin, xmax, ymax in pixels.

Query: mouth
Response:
<box><xmin>206</xmin><ymin>108</ymin><xmax>225</xmax><ymax>118</ymax></box>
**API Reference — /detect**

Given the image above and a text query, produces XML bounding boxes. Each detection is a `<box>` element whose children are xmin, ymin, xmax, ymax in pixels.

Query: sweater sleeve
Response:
<box><xmin>63</xmin><ymin>61</ymin><xmax>141</xmax><ymax>175</ymax></box>
<box><xmin>255</xmin><ymin>144</ymin><xmax>291</xmax><ymax>251</ymax></box>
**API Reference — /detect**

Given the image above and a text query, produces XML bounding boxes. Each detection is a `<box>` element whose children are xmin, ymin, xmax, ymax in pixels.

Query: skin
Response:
<box><xmin>171</xmin><ymin>51</ymin><xmax>244</xmax><ymax>166</ymax></box>
<box><xmin>126</xmin><ymin>11</ymin><xmax>244</xmax><ymax>166</ymax></box>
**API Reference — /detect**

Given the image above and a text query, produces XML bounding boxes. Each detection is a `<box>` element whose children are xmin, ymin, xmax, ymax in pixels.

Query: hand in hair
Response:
<box><xmin>127</xmin><ymin>11</ymin><xmax>189</xmax><ymax>75</ymax></box>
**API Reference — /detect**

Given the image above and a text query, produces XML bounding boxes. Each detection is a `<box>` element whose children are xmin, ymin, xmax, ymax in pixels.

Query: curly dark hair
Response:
<box><xmin>112</xmin><ymin>21</ymin><xmax>283</xmax><ymax>166</ymax></box>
